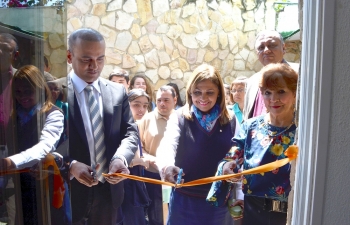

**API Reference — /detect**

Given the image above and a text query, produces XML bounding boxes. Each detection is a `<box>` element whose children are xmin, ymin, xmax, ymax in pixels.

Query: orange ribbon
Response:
<box><xmin>0</xmin><ymin>168</ymin><xmax>30</xmax><ymax>176</ymax></box>
<box><xmin>104</xmin><ymin>145</ymin><xmax>298</xmax><ymax>187</ymax></box>
<box><xmin>0</xmin><ymin>154</ymin><xmax>65</xmax><ymax>208</ymax></box>
<box><xmin>41</xmin><ymin>154</ymin><xmax>65</xmax><ymax>209</ymax></box>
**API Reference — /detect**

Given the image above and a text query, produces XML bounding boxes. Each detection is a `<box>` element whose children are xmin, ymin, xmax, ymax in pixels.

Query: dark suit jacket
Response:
<box><xmin>68</xmin><ymin>76</ymin><xmax>138</xmax><ymax>222</ymax></box>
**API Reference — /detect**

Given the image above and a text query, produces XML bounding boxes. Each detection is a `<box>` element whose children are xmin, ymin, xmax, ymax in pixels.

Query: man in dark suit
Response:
<box><xmin>0</xmin><ymin>32</ymin><xmax>19</xmax><ymax>225</ymax></box>
<box><xmin>67</xmin><ymin>28</ymin><xmax>138</xmax><ymax>225</ymax></box>
<box><xmin>0</xmin><ymin>33</ymin><xmax>19</xmax><ymax>150</ymax></box>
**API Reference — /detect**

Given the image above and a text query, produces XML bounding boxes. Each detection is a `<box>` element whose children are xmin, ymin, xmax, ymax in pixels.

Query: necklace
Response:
<box><xmin>262</xmin><ymin>114</ymin><xmax>295</xmax><ymax>138</ymax></box>
<box><xmin>267</xmin><ymin>121</ymin><xmax>295</xmax><ymax>137</ymax></box>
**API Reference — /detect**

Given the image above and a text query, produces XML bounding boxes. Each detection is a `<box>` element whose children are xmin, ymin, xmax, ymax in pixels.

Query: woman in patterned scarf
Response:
<box><xmin>157</xmin><ymin>64</ymin><xmax>238</xmax><ymax>225</ymax></box>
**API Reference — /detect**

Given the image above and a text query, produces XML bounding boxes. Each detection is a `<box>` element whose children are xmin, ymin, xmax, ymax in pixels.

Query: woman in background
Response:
<box><xmin>119</xmin><ymin>89</ymin><xmax>152</xmax><ymax>225</ymax></box>
<box><xmin>129</xmin><ymin>73</ymin><xmax>155</xmax><ymax>111</ymax></box>
<box><xmin>47</xmin><ymin>79</ymin><xmax>68</xmax><ymax>143</ymax></box>
<box><xmin>127</xmin><ymin>88</ymin><xmax>150</xmax><ymax>121</ymax></box>
<box><xmin>1</xmin><ymin>65</ymin><xmax>69</xmax><ymax>225</ymax></box>
<box><xmin>224</xmin><ymin>83</ymin><xmax>233</xmax><ymax>106</ymax></box>
<box><xmin>228</xmin><ymin>77</ymin><xmax>247</xmax><ymax>125</ymax></box>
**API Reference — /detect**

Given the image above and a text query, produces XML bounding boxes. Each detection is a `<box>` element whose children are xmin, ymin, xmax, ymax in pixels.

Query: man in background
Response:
<box><xmin>243</xmin><ymin>30</ymin><xmax>299</xmax><ymax>120</ymax></box>
<box><xmin>137</xmin><ymin>85</ymin><xmax>177</xmax><ymax>225</ymax></box>
<box><xmin>108</xmin><ymin>68</ymin><xmax>129</xmax><ymax>93</ymax></box>
<box><xmin>0</xmin><ymin>33</ymin><xmax>19</xmax><ymax>146</ymax></box>
<box><xmin>0</xmin><ymin>33</ymin><xmax>19</xmax><ymax>225</ymax></box>
<box><xmin>0</xmin><ymin>32</ymin><xmax>19</xmax><ymax>225</ymax></box>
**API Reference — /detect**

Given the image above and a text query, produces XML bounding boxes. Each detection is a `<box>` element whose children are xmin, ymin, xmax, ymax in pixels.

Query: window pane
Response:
<box><xmin>0</xmin><ymin>4</ymin><xmax>68</xmax><ymax>225</ymax></box>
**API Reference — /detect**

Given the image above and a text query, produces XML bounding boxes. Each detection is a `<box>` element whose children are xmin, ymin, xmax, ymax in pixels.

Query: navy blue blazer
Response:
<box><xmin>67</xmin><ymin>76</ymin><xmax>138</xmax><ymax>222</ymax></box>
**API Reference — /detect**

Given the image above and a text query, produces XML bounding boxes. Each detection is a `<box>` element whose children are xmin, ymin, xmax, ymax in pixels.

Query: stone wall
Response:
<box><xmin>43</xmin><ymin>7</ymin><xmax>67</xmax><ymax>78</ymax></box>
<box><xmin>67</xmin><ymin>0</ymin><xmax>300</xmax><ymax>97</ymax></box>
<box><xmin>0</xmin><ymin>7</ymin><xmax>67</xmax><ymax>78</ymax></box>
<box><xmin>284</xmin><ymin>41</ymin><xmax>301</xmax><ymax>63</ymax></box>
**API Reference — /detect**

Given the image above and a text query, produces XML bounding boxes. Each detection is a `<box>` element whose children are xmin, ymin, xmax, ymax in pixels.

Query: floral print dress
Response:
<box><xmin>207</xmin><ymin>115</ymin><xmax>296</xmax><ymax>204</ymax></box>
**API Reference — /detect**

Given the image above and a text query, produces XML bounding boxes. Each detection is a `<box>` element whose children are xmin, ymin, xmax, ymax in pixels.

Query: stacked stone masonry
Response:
<box><xmin>67</xmin><ymin>0</ymin><xmax>301</xmax><ymax>99</ymax></box>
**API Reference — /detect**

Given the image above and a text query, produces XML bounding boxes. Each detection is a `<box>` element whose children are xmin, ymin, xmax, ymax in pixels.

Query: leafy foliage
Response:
<box><xmin>274</xmin><ymin>0</ymin><xmax>290</xmax><ymax>12</ymax></box>
<box><xmin>1</xmin><ymin>0</ymin><xmax>63</xmax><ymax>8</ymax></box>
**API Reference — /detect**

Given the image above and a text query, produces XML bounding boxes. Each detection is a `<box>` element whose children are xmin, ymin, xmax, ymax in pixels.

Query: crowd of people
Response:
<box><xmin>0</xmin><ymin>28</ymin><xmax>298</xmax><ymax>225</ymax></box>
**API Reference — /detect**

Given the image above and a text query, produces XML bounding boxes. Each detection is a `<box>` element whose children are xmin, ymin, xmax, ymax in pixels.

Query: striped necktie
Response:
<box><xmin>84</xmin><ymin>85</ymin><xmax>107</xmax><ymax>183</ymax></box>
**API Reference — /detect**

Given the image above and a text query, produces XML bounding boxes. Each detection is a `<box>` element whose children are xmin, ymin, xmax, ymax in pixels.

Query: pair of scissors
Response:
<box><xmin>174</xmin><ymin>168</ymin><xmax>183</xmax><ymax>189</ymax></box>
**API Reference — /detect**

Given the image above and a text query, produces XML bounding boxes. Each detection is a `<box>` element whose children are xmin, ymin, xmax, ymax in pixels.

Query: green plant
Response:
<box><xmin>3</xmin><ymin>0</ymin><xmax>63</xmax><ymax>8</ymax></box>
<box><xmin>274</xmin><ymin>0</ymin><xmax>290</xmax><ymax>12</ymax></box>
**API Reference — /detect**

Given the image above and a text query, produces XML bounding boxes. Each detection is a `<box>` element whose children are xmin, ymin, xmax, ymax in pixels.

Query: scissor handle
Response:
<box><xmin>176</xmin><ymin>168</ymin><xmax>183</xmax><ymax>186</ymax></box>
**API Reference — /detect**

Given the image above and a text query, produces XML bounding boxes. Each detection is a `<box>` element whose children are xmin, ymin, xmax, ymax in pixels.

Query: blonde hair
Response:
<box><xmin>12</xmin><ymin>65</ymin><xmax>54</xmax><ymax>114</ymax></box>
<box><xmin>182</xmin><ymin>64</ymin><xmax>231</xmax><ymax>125</ymax></box>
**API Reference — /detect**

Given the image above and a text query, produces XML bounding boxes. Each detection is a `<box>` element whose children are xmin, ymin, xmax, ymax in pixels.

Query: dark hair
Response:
<box><xmin>129</xmin><ymin>73</ymin><xmax>153</xmax><ymax>111</ymax></box>
<box><xmin>68</xmin><ymin>28</ymin><xmax>104</xmax><ymax>52</ymax></box>
<box><xmin>159</xmin><ymin>85</ymin><xmax>176</xmax><ymax>98</ymax></box>
<box><xmin>127</xmin><ymin>88</ymin><xmax>150</xmax><ymax>103</ymax></box>
<box><xmin>109</xmin><ymin>68</ymin><xmax>130</xmax><ymax>83</ymax></box>
<box><xmin>12</xmin><ymin>65</ymin><xmax>53</xmax><ymax>113</ymax></box>
<box><xmin>44</xmin><ymin>56</ymin><xmax>49</xmax><ymax>68</ymax></box>
<box><xmin>167</xmin><ymin>83</ymin><xmax>183</xmax><ymax>107</ymax></box>
<box><xmin>259</xmin><ymin>63</ymin><xmax>298</xmax><ymax>93</ymax></box>
<box><xmin>0</xmin><ymin>33</ymin><xmax>19</xmax><ymax>53</ymax></box>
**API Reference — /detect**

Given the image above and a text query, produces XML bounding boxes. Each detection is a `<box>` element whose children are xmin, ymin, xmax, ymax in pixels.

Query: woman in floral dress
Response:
<box><xmin>209</xmin><ymin>63</ymin><xmax>298</xmax><ymax>225</ymax></box>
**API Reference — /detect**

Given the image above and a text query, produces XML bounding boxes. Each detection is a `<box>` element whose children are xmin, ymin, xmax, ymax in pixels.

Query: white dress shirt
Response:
<box><xmin>70</xmin><ymin>71</ymin><xmax>104</xmax><ymax>167</ymax></box>
<box><xmin>9</xmin><ymin>109</ymin><xmax>64</xmax><ymax>169</ymax></box>
<box><xmin>155</xmin><ymin>112</ymin><xmax>180</xmax><ymax>173</ymax></box>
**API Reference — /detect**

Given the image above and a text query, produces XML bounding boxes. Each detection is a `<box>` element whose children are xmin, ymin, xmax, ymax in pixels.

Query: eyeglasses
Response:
<box><xmin>191</xmin><ymin>91</ymin><xmax>216</xmax><ymax>97</ymax></box>
<box><xmin>231</xmin><ymin>89</ymin><xmax>245</xmax><ymax>94</ymax></box>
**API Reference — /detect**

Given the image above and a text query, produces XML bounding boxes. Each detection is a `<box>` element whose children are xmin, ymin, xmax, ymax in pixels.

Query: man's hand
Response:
<box><xmin>164</xmin><ymin>166</ymin><xmax>185</xmax><ymax>184</ymax></box>
<box><xmin>70</xmin><ymin>161</ymin><xmax>98</xmax><ymax>187</ymax></box>
<box><xmin>105</xmin><ymin>158</ymin><xmax>130</xmax><ymax>184</ymax></box>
